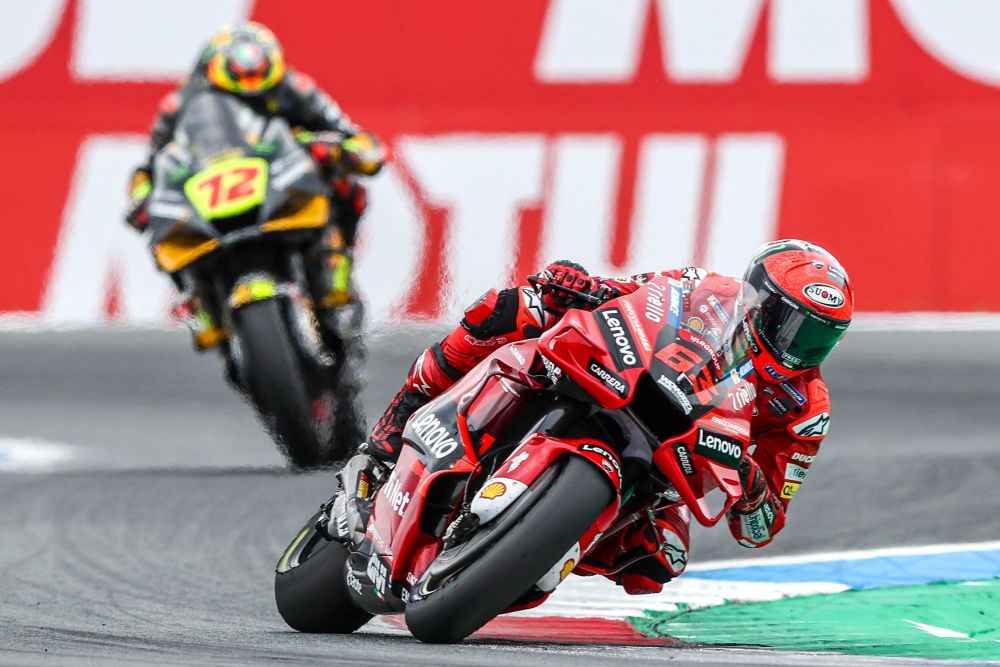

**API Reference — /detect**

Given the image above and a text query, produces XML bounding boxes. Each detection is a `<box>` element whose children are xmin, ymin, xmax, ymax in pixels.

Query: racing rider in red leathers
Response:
<box><xmin>342</xmin><ymin>239</ymin><xmax>854</xmax><ymax>595</ymax></box>
<box><xmin>125</xmin><ymin>22</ymin><xmax>384</xmax><ymax>346</ymax></box>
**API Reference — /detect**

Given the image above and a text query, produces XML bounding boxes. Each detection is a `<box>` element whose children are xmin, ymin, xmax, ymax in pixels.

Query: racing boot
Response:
<box><xmin>315</xmin><ymin>217</ymin><xmax>358</xmax><ymax>312</ymax></box>
<box><xmin>323</xmin><ymin>380</ymin><xmax>436</xmax><ymax>541</ymax></box>
<box><xmin>171</xmin><ymin>292</ymin><xmax>226</xmax><ymax>351</ymax></box>
<box><xmin>368</xmin><ymin>383</ymin><xmax>434</xmax><ymax>462</ymax></box>
<box><xmin>309</xmin><ymin>221</ymin><xmax>366</xmax><ymax>349</ymax></box>
<box><xmin>322</xmin><ymin>444</ymin><xmax>391</xmax><ymax>545</ymax></box>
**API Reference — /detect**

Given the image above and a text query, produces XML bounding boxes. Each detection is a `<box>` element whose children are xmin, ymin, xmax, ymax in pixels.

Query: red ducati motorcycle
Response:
<box><xmin>274</xmin><ymin>276</ymin><xmax>757</xmax><ymax>643</ymax></box>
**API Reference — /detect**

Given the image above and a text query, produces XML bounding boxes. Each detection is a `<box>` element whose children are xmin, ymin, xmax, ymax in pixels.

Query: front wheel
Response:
<box><xmin>274</xmin><ymin>512</ymin><xmax>373</xmax><ymax>633</ymax></box>
<box><xmin>404</xmin><ymin>456</ymin><xmax>614</xmax><ymax>643</ymax></box>
<box><xmin>231</xmin><ymin>299</ymin><xmax>328</xmax><ymax>468</ymax></box>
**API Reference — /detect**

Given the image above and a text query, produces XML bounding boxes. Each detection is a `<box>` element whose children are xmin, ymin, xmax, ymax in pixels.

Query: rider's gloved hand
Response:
<box><xmin>727</xmin><ymin>457</ymin><xmax>782</xmax><ymax>548</ymax></box>
<box><xmin>733</xmin><ymin>457</ymin><xmax>768</xmax><ymax>512</ymax></box>
<box><xmin>299</xmin><ymin>130</ymin><xmax>385</xmax><ymax>177</ymax></box>
<box><xmin>340</xmin><ymin>132</ymin><xmax>385</xmax><ymax>176</ymax></box>
<box><xmin>125</xmin><ymin>167</ymin><xmax>153</xmax><ymax>230</ymax></box>
<box><xmin>300</xmin><ymin>130</ymin><xmax>345</xmax><ymax>170</ymax></box>
<box><xmin>530</xmin><ymin>260</ymin><xmax>617</xmax><ymax>313</ymax></box>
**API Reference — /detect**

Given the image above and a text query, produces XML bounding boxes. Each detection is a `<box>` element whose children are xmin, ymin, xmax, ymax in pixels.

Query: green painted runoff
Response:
<box><xmin>632</xmin><ymin>578</ymin><xmax>1000</xmax><ymax>661</ymax></box>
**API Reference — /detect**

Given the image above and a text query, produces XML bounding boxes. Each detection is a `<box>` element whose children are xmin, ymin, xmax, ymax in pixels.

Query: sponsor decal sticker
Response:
<box><xmin>587</xmin><ymin>358</ymin><xmax>629</xmax><ymax>398</ymax></box>
<box><xmin>781</xmin><ymin>481</ymin><xmax>802</xmax><ymax>499</ymax></box>
<box><xmin>707</xmin><ymin>295</ymin><xmax>731</xmax><ymax>324</ymax></box>
<box><xmin>660</xmin><ymin>529</ymin><xmax>689</xmax><ymax>575</ymax></box>
<box><xmin>644</xmin><ymin>281</ymin><xmax>667</xmax><ymax>323</ymax></box>
<box><xmin>709</xmin><ymin>414</ymin><xmax>751</xmax><ymax>438</ymax></box>
<box><xmin>784</xmin><ymin>462</ymin><xmax>809</xmax><ymax>482</ymax></box>
<box><xmin>559</xmin><ymin>558</ymin><xmax>576</xmax><ymax>582</ymax></box>
<box><xmin>682</xmin><ymin>267</ymin><xmax>706</xmax><ymax>282</ymax></box>
<box><xmin>729</xmin><ymin>382</ymin><xmax>757</xmax><ymax>411</ymax></box>
<box><xmin>620</xmin><ymin>299</ymin><xmax>652</xmax><ymax>351</ymax></box>
<box><xmin>506</xmin><ymin>451</ymin><xmax>529</xmax><ymax>472</ymax></box>
<box><xmin>687</xmin><ymin>316</ymin><xmax>704</xmax><ymax>332</ymax></box>
<box><xmin>463</xmin><ymin>334</ymin><xmax>508</xmax><ymax>347</ymax></box>
<box><xmin>667</xmin><ymin>281</ymin><xmax>684</xmax><ymax>329</ymax></box>
<box><xmin>694</xmin><ymin>429</ymin><xmax>744</xmax><ymax>468</ymax></box>
<box><xmin>596</xmin><ymin>308</ymin><xmax>642</xmax><ymax>370</ymax></box>
<box><xmin>740</xmin><ymin>504</ymin><xmax>773</xmax><ymax>545</ymax></box>
<box><xmin>508</xmin><ymin>343</ymin><xmax>526</xmax><ymax>365</ymax></box>
<box><xmin>410</xmin><ymin>411</ymin><xmax>462</xmax><ymax>458</ymax></box>
<box><xmin>803</xmin><ymin>283</ymin><xmax>846</xmax><ymax>308</ymax></box>
<box><xmin>346</xmin><ymin>568</ymin><xmax>363</xmax><ymax>595</ymax></box>
<box><xmin>791</xmin><ymin>412</ymin><xmax>831</xmax><ymax>438</ymax></box>
<box><xmin>683</xmin><ymin>331</ymin><xmax>721</xmax><ymax>370</ymax></box>
<box><xmin>380</xmin><ymin>470</ymin><xmax>412</xmax><ymax>518</ymax></box>
<box><xmin>366</xmin><ymin>553</ymin><xmax>389</xmax><ymax>598</ymax></box>
<box><xmin>657</xmin><ymin>375</ymin><xmax>693</xmax><ymax>414</ymax></box>
<box><xmin>540</xmin><ymin>354</ymin><xmax>563</xmax><ymax>382</ymax></box>
<box><xmin>767</xmin><ymin>396</ymin><xmax>792</xmax><ymax>417</ymax></box>
<box><xmin>791</xmin><ymin>452</ymin><xmax>816</xmax><ymax>463</ymax></box>
<box><xmin>763</xmin><ymin>363</ymin><xmax>789</xmax><ymax>381</ymax></box>
<box><xmin>521</xmin><ymin>288</ymin><xmax>547</xmax><ymax>327</ymax></box>
<box><xmin>673</xmin><ymin>443</ymin><xmax>696</xmax><ymax>476</ymax></box>
<box><xmin>581</xmin><ymin>443</ymin><xmax>622</xmax><ymax>484</ymax></box>
<box><xmin>780</xmin><ymin>381</ymin><xmax>807</xmax><ymax>405</ymax></box>
<box><xmin>479</xmin><ymin>481</ymin><xmax>507</xmax><ymax>499</ymax></box>
<box><xmin>367</xmin><ymin>523</ymin><xmax>388</xmax><ymax>550</ymax></box>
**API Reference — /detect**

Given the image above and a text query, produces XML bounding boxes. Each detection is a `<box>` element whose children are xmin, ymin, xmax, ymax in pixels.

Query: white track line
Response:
<box><xmin>852</xmin><ymin>312</ymin><xmax>1000</xmax><ymax>331</ymax></box>
<box><xmin>0</xmin><ymin>437</ymin><xmax>74</xmax><ymax>472</ymax></box>
<box><xmin>688</xmin><ymin>540</ymin><xmax>1000</xmax><ymax>572</ymax></box>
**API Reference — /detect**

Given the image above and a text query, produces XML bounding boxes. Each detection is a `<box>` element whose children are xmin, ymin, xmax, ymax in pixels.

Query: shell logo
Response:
<box><xmin>559</xmin><ymin>558</ymin><xmax>576</xmax><ymax>582</ymax></box>
<box><xmin>479</xmin><ymin>481</ymin><xmax>507</xmax><ymax>500</ymax></box>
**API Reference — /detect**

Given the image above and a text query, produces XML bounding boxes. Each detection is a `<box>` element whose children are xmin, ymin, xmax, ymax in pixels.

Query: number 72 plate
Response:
<box><xmin>184</xmin><ymin>157</ymin><xmax>268</xmax><ymax>220</ymax></box>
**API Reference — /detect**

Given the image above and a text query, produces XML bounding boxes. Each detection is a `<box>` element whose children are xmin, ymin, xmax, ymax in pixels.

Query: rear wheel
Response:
<box><xmin>231</xmin><ymin>299</ymin><xmax>327</xmax><ymax>468</ymax></box>
<box><xmin>274</xmin><ymin>512</ymin><xmax>373</xmax><ymax>633</ymax></box>
<box><xmin>404</xmin><ymin>456</ymin><xmax>613</xmax><ymax>643</ymax></box>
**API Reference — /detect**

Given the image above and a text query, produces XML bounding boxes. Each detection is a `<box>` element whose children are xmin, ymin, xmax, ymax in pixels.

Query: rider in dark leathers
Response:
<box><xmin>126</xmin><ymin>22</ymin><xmax>384</xmax><ymax>346</ymax></box>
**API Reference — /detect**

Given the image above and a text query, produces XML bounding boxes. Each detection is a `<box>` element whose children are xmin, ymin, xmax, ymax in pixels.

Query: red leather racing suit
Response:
<box><xmin>371</xmin><ymin>267</ymin><xmax>833</xmax><ymax>594</ymax></box>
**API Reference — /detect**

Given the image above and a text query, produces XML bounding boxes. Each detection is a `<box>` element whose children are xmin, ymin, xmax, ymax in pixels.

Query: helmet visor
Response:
<box><xmin>754</xmin><ymin>295</ymin><xmax>848</xmax><ymax>370</ymax></box>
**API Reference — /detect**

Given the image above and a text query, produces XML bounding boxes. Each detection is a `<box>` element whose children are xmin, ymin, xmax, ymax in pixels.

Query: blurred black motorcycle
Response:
<box><xmin>142</xmin><ymin>91</ymin><xmax>373</xmax><ymax>468</ymax></box>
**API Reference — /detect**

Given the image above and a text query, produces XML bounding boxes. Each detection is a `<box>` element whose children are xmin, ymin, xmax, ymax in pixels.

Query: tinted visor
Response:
<box><xmin>754</xmin><ymin>295</ymin><xmax>848</xmax><ymax>370</ymax></box>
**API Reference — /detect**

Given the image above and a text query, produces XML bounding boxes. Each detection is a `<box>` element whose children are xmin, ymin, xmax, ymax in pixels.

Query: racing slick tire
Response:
<box><xmin>274</xmin><ymin>512</ymin><xmax>373</xmax><ymax>633</ymax></box>
<box><xmin>231</xmin><ymin>299</ymin><xmax>327</xmax><ymax>469</ymax></box>
<box><xmin>404</xmin><ymin>456</ymin><xmax>613</xmax><ymax>643</ymax></box>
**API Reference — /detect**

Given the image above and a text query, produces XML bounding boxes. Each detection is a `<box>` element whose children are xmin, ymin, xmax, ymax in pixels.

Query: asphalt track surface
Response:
<box><xmin>1</xmin><ymin>328</ymin><xmax>998</xmax><ymax>666</ymax></box>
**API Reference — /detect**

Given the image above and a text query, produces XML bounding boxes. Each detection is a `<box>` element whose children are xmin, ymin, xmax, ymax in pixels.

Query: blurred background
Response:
<box><xmin>1</xmin><ymin>1</ymin><xmax>999</xmax><ymax>663</ymax></box>
<box><xmin>5</xmin><ymin>0</ymin><xmax>1000</xmax><ymax>326</ymax></box>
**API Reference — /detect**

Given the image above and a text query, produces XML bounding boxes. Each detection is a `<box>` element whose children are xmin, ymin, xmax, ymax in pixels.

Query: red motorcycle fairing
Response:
<box><xmin>539</xmin><ymin>275</ymin><xmax>756</xmax><ymax>525</ymax></box>
<box><xmin>355</xmin><ymin>341</ymin><xmax>546</xmax><ymax>606</ymax></box>
<box><xmin>353</xmin><ymin>276</ymin><xmax>757</xmax><ymax>617</ymax></box>
<box><xmin>469</xmin><ymin>433</ymin><xmax>623</xmax><ymax>531</ymax></box>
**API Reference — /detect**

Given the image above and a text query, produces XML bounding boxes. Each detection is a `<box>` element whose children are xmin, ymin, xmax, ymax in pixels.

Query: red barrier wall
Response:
<box><xmin>3</xmin><ymin>0</ymin><xmax>999</xmax><ymax>322</ymax></box>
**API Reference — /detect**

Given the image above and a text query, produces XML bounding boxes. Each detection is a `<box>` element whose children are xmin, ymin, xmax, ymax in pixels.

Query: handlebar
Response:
<box><xmin>526</xmin><ymin>274</ymin><xmax>610</xmax><ymax>307</ymax></box>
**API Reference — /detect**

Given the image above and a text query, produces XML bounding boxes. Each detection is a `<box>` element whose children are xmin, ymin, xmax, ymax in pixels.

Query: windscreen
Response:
<box><xmin>172</xmin><ymin>92</ymin><xmax>261</xmax><ymax>167</ymax></box>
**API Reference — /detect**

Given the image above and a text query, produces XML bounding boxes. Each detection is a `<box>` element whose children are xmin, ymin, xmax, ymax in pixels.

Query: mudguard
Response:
<box><xmin>228</xmin><ymin>274</ymin><xmax>282</xmax><ymax>309</ymax></box>
<box><xmin>470</xmin><ymin>433</ymin><xmax>622</xmax><ymax>534</ymax></box>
